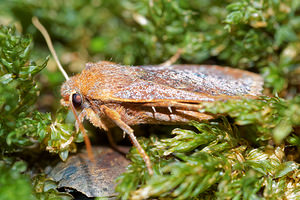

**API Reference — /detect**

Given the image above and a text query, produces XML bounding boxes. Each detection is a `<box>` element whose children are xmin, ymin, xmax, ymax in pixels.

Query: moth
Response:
<box><xmin>60</xmin><ymin>62</ymin><xmax>263</xmax><ymax>174</ymax></box>
<box><xmin>33</xmin><ymin>17</ymin><xmax>263</xmax><ymax>175</ymax></box>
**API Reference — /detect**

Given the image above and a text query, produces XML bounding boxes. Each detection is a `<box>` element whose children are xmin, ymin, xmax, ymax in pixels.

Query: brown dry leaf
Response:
<box><xmin>49</xmin><ymin>146</ymin><xmax>130</xmax><ymax>198</ymax></box>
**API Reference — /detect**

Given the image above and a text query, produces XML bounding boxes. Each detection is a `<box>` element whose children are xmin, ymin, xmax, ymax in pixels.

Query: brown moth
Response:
<box><xmin>32</xmin><ymin>17</ymin><xmax>263</xmax><ymax>175</ymax></box>
<box><xmin>60</xmin><ymin>62</ymin><xmax>263</xmax><ymax>174</ymax></box>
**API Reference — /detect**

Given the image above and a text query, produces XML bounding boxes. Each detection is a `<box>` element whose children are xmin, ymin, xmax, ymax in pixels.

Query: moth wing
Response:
<box><xmin>81</xmin><ymin>63</ymin><xmax>263</xmax><ymax>103</ymax></box>
<box><xmin>139</xmin><ymin>64</ymin><xmax>263</xmax><ymax>96</ymax></box>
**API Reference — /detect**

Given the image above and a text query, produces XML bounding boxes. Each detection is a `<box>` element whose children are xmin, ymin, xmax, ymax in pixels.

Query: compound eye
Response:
<box><xmin>72</xmin><ymin>93</ymin><xmax>82</xmax><ymax>108</ymax></box>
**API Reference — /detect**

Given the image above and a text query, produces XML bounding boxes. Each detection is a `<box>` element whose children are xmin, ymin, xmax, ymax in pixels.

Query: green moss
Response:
<box><xmin>0</xmin><ymin>25</ymin><xmax>82</xmax><ymax>199</ymax></box>
<box><xmin>0</xmin><ymin>160</ymin><xmax>33</xmax><ymax>200</ymax></box>
<box><xmin>116</xmin><ymin>119</ymin><xmax>299</xmax><ymax>199</ymax></box>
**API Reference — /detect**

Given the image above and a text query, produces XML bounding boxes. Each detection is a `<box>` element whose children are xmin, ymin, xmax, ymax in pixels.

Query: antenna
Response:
<box><xmin>69</xmin><ymin>93</ymin><xmax>95</xmax><ymax>162</ymax></box>
<box><xmin>32</xmin><ymin>17</ymin><xmax>95</xmax><ymax>162</ymax></box>
<box><xmin>32</xmin><ymin>17</ymin><xmax>69</xmax><ymax>80</ymax></box>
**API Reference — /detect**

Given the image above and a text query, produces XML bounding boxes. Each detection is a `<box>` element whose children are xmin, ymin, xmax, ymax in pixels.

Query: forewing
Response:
<box><xmin>140</xmin><ymin>64</ymin><xmax>263</xmax><ymax>96</ymax></box>
<box><xmin>80</xmin><ymin>63</ymin><xmax>263</xmax><ymax>103</ymax></box>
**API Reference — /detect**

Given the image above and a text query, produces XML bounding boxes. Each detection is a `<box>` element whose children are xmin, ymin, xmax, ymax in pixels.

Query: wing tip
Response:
<box><xmin>249</xmin><ymin>73</ymin><xmax>264</xmax><ymax>96</ymax></box>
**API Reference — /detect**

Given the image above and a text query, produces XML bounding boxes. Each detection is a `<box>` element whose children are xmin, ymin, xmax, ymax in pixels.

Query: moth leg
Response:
<box><xmin>85</xmin><ymin>108</ymin><xmax>109</xmax><ymax>131</ymax></box>
<box><xmin>175</xmin><ymin>110</ymin><xmax>215</xmax><ymax>120</ymax></box>
<box><xmin>107</xmin><ymin>130</ymin><xmax>127</xmax><ymax>155</ymax></box>
<box><xmin>87</xmin><ymin>101</ymin><xmax>129</xmax><ymax>155</ymax></box>
<box><xmin>151</xmin><ymin>106</ymin><xmax>157</xmax><ymax>113</ymax></box>
<box><xmin>101</xmin><ymin>105</ymin><xmax>153</xmax><ymax>175</ymax></box>
<box><xmin>75</xmin><ymin>109</ymin><xmax>87</xmax><ymax>133</ymax></box>
<box><xmin>75</xmin><ymin>108</ymin><xmax>108</xmax><ymax>132</ymax></box>
<box><xmin>143</xmin><ymin>101</ymin><xmax>205</xmax><ymax>112</ymax></box>
<box><xmin>79</xmin><ymin>107</ymin><xmax>126</xmax><ymax>154</ymax></box>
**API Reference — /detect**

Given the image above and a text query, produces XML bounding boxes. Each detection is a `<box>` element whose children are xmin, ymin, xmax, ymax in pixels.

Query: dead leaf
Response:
<box><xmin>48</xmin><ymin>146</ymin><xmax>130</xmax><ymax>198</ymax></box>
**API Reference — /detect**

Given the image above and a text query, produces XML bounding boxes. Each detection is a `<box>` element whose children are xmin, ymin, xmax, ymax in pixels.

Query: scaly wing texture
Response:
<box><xmin>138</xmin><ymin>64</ymin><xmax>263</xmax><ymax>96</ymax></box>
<box><xmin>76</xmin><ymin>63</ymin><xmax>263</xmax><ymax>102</ymax></box>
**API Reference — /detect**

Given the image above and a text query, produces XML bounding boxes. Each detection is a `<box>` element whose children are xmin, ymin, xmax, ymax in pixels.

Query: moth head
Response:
<box><xmin>60</xmin><ymin>76</ymin><xmax>83</xmax><ymax>109</ymax></box>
